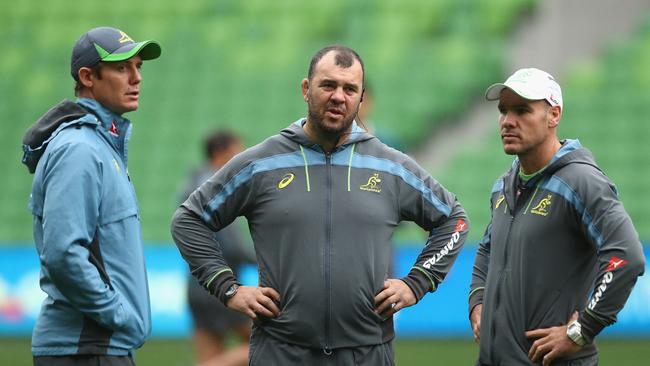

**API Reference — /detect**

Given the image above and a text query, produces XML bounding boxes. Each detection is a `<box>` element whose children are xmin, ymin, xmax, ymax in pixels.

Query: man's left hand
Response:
<box><xmin>374</xmin><ymin>279</ymin><xmax>416</xmax><ymax>318</ymax></box>
<box><xmin>525</xmin><ymin>311</ymin><xmax>582</xmax><ymax>366</ymax></box>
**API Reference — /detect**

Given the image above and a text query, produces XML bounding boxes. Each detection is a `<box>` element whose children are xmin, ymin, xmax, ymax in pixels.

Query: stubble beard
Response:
<box><xmin>307</xmin><ymin>100</ymin><xmax>358</xmax><ymax>140</ymax></box>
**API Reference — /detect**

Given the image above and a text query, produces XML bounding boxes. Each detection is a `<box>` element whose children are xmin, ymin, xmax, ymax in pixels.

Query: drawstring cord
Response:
<box><xmin>347</xmin><ymin>143</ymin><xmax>356</xmax><ymax>191</ymax></box>
<box><xmin>299</xmin><ymin>145</ymin><xmax>311</xmax><ymax>192</ymax></box>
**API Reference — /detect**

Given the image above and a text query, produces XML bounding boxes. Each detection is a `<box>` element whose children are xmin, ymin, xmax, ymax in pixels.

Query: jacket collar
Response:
<box><xmin>77</xmin><ymin>98</ymin><xmax>133</xmax><ymax>165</ymax></box>
<box><xmin>281</xmin><ymin>118</ymin><xmax>375</xmax><ymax>153</ymax></box>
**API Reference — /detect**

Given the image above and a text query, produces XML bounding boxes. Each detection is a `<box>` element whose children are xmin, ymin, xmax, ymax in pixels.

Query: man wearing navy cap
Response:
<box><xmin>22</xmin><ymin>27</ymin><xmax>161</xmax><ymax>366</ymax></box>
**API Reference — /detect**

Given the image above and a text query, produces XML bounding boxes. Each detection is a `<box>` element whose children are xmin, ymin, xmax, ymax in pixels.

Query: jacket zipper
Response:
<box><xmin>491</xmin><ymin>183</ymin><xmax>516</xmax><ymax>364</ymax></box>
<box><xmin>324</xmin><ymin>152</ymin><xmax>333</xmax><ymax>355</ymax></box>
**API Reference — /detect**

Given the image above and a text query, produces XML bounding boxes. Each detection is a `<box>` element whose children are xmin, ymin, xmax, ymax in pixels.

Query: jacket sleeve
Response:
<box><xmin>468</xmin><ymin>223</ymin><xmax>491</xmax><ymax>315</ymax></box>
<box><xmin>397</xmin><ymin>162</ymin><xmax>470</xmax><ymax>302</ymax></box>
<box><xmin>39</xmin><ymin>142</ymin><xmax>135</xmax><ymax>331</ymax></box>
<box><xmin>171</xmin><ymin>153</ymin><xmax>256</xmax><ymax>304</ymax></box>
<box><xmin>573</xmin><ymin>167</ymin><xmax>646</xmax><ymax>343</ymax></box>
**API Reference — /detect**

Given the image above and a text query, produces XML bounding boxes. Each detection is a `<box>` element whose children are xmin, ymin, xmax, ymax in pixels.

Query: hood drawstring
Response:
<box><xmin>299</xmin><ymin>145</ymin><xmax>311</xmax><ymax>192</ymax></box>
<box><xmin>347</xmin><ymin>143</ymin><xmax>356</xmax><ymax>192</ymax></box>
<box><xmin>299</xmin><ymin>143</ymin><xmax>356</xmax><ymax>193</ymax></box>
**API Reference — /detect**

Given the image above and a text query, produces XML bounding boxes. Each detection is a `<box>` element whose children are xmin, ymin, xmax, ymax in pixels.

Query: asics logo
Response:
<box><xmin>278</xmin><ymin>173</ymin><xmax>295</xmax><ymax>189</ymax></box>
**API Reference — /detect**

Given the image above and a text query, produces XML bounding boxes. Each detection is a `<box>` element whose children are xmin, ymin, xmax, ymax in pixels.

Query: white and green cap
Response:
<box><xmin>71</xmin><ymin>26</ymin><xmax>161</xmax><ymax>81</ymax></box>
<box><xmin>485</xmin><ymin>68</ymin><xmax>563</xmax><ymax>109</ymax></box>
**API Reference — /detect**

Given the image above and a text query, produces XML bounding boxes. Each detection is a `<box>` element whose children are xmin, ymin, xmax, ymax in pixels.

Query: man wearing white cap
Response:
<box><xmin>468</xmin><ymin>68</ymin><xmax>645</xmax><ymax>366</ymax></box>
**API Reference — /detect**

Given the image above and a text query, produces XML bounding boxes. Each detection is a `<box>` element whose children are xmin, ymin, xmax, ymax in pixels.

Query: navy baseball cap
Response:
<box><xmin>71</xmin><ymin>26</ymin><xmax>161</xmax><ymax>81</ymax></box>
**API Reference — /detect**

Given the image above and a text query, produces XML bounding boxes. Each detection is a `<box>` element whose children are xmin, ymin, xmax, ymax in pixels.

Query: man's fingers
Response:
<box><xmin>244</xmin><ymin>308</ymin><xmax>258</xmax><ymax>321</ymax></box>
<box><xmin>253</xmin><ymin>303</ymin><xmax>276</xmax><ymax>318</ymax></box>
<box><xmin>260</xmin><ymin>287</ymin><xmax>281</xmax><ymax>302</ymax></box>
<box><xmin>258</xmin><ymin>295</ymin><xmax>281</xmax><ymax>316</ymax></box>
<box><xmin>543</xmin><ymin>349</ymin><xmax>559</xmax><ymax>366</ymax></box>
<box><xmin>528</xmin><ymin>337</ymin><xmax>548</xmax><ymax>361</ymax></box>
<box><xmin>569</xmin><ymin>310</ymin><xmax>579</xmax><ymax>322</ymax></box>
<box><xmin>525</xmin><ymin>328</ymin><xmax>549</xmax><ymax>339</ymax></box>
<box><xmin>375</xmin><ymin>294</ymin><xmax>399</xmax><ymax>314</ymax></box>
<box><xmin>374</xmin><ymin>289</ymin><xmax>391</xmax><ymax>305</ymax></box>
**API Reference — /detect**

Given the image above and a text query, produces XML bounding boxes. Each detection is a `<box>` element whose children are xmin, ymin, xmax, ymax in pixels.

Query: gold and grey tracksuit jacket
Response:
<box><xmin>469</xmin><ymin>139</ymin><xmax>645</xmax><ymax>365</ymax></box>
<box><xmin>172</xmin><ymin>119</ymin><xmax>469</xmax><ymax>351</ymax></box>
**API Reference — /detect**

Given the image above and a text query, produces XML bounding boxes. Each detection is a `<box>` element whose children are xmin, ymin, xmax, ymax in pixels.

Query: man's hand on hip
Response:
<box><xmin>374</xmin><ymin>279</ymin><xmax>416</xmax><ymax>319</ymax></box>
<box><xmin>226</xmin><ymin>286</ymin><xmax>281</xmax><ymax>321</ymax></box>
<box><xmin>470</xmin><ymin>303</ymin><xmax>482</xmax><ymax>343</ymax></box>
<box><xmin>525</xmin><ymin>311</ymin><xmax>582</xmax><ymax>366</ymax></box>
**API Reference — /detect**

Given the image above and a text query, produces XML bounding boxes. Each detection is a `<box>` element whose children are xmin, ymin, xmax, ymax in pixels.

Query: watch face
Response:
<box><xmin>226</xmin><ymin>284</ymin><xmax>239</xmax><ymax>297</ymax></box>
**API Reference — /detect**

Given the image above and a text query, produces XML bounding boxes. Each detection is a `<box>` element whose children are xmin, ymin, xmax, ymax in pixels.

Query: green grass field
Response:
<box><xmin>1</xmin><ymin>338</ymin><xmax>648</xmax><ymax>365</ymax></box>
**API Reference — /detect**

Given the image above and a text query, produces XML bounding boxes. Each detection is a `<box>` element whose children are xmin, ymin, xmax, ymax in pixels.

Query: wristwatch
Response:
<box><xmin>224</xmin><ymin>284</ymin><xmax>240</xmax><ymax>300</ymax></box>
<box><xmin>566</xmin><ymin>320</ymin><xmax>587</xmax><ymax>346</ymax></box>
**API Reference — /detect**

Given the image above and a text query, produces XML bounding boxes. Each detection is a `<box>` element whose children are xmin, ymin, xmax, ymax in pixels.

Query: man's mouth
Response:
<box><xmin>326</xmin><ymin>107</ymin><xmax>344</xmax><ymax>117</ymax></box>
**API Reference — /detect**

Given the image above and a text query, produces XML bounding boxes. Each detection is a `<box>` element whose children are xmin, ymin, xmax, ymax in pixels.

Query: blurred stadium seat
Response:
<box><xmin>0</xmin><ymin>0</ymin><xmax>535</xmax><ymax>242</ymax></box>
<box><xmin>436</xmin><ymin>12</ymin><xmax>650</xmax><ymax>242</ymax></box>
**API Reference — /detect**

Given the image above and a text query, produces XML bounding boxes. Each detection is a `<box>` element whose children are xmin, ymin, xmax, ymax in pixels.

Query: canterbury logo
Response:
<box><xmin>531</xmin><ymin>194</ymin><xmax>552</xmax><ymax>216</ymax></box>
<box><xmin>606</xmin><ymin>256</ymin><xmax>628</xmax><ymax>272</ymax></box>
<box><xmin>360</xmin><ymin>173</ymin><xmax>381</xmax><ymax>193</ymax></box>
<box><xmin>118</xmin><ymin>31</ymin><xmax>134</xmax><ymax>44</ymax></box>
<box><xmin>495</xmin><ymin>195</ymin><xmax>505</xmax><ymax>209</ymax></box>
<box><xmin>278</xmin><ymin>173</ymin><xmax>295</xmax><ymax>189</ymax></box>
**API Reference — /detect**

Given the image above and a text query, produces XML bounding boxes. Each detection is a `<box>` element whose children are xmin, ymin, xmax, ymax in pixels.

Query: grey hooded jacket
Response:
<box><xmin>172</xmin><ymin>119</ymin><xmax>469</xmax><ymax>350</ymax></box>
<box><xmin>469</xmin><ymin>140</ymin><xmax>645</xmax><ymax>365</ymax></box>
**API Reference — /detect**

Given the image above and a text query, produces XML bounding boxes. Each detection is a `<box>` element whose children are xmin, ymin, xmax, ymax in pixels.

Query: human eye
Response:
<box><xmin>320</xmin><ymin>81</ymin><xmax>335</xmax><ymax>90</ymax></box>
<box><xmin>344</xmin><ymin>85</ymin><xmax>358</xmax><ymax>94</ymax></box>
<box><xmin>515</xmin><ymin>106</ymin><xmax>529</xmax><ymax>115</ymax></box>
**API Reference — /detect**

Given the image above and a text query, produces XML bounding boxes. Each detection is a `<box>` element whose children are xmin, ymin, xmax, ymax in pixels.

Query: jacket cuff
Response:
<box><xmin>401</xmin><ymin>268</ymin><xmax>435</xmax><ymax>302</ymax></box>
<box><xmin>578</xmin><ymin>311</ymin><xmax>606</xmax><ymax>344</ymax></box>
<box><xmin>208</xmin><ymin>271</ymin><xmax>239</xmax><ymax>305</ymax></box>
<box><xmin>468</xmin><ymin>287</ymin><xmax>484</xmax><ymax>317</ymax></box>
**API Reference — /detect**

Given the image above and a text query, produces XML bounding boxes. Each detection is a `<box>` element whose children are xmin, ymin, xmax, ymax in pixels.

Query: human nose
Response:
<box><xmin>130</xmin><ymin>66</ymin><xmax>142</xmax><ymax>85</ymax></box>
<box><xmin>330</xmin><ymin>87</ymin><xmax>345</xmax><ymax>103</ymax></box>
<box><xmin>500</xmin><ymin>111</ymin><xmax>515</xmax><ymax>128</ymax></box>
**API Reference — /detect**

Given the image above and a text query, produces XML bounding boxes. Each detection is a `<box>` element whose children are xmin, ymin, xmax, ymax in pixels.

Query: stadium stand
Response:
<box><xmin>436</xmin><ymin>13</ymin><xmax>650</xmax><ymax>242</ymax></box>
<box><xmin>1</xmin><ymin>0</ymin><xmax>535</xmax><ymax>241</ymax></box>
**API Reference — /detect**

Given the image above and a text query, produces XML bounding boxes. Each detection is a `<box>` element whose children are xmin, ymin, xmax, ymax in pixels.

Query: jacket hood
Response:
<box><xmin>508</xmin><ymin>139</ymin><xmax>599</xmax><ymax>185</ymax></box>
<box><xmin>280</xmin><ymin>118</ymin><xmax>375</xmax><ymax>152</ymax></box>
<box><xmin>21</xmin><ymin>99</ymin><xmax>98</xmax><ymax>173</ymax></box>
<box><xmin>501</xmin><ymin>139</ymin><xmax>601</xmax><ymax>215</ymax></box>
<box><xmin>22</xmin><ymin>98</ymin><xmax>133</xmax><ymax>174</ymax></box>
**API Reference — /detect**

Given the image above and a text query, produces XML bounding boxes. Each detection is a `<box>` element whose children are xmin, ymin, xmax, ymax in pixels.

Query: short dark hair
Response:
<box><xmin>74</xmin><ymin>63</ymin><xmax>103</xmax><ymax>96</ymax></box>
<box><xmin>307</xmin><ymin>45</ymin><xmax>365</xmax><ymax>86</ymax></box>
<box><xmin>204</xmin><ymin>130</ymin><xmax>240</xmax><ymax>160</ymax></box>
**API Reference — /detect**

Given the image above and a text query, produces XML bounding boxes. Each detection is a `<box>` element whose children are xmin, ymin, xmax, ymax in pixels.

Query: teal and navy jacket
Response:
<box><xmin>25</xmin><ymin>98</ymin><xmax>150</xmax><ymax>356</ymax></box>
<box><xmin>469</xmin><ymin>140</ymin><xmax>645</xmax><ymax>365</ymax></box>
<box><xmin>172</xmin><ymin>119</ymin><xmax>469</xmax><ymax>350</ymax></box>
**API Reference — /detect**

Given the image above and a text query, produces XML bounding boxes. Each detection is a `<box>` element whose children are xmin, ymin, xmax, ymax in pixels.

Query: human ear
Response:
<box><xmin>548</xmin><ymin>105</ymin><xmax>561</xmax><ymax>128</ymax></box>
<box><xmin>301</xmin><ymin>78</ymin><xmax>309</xmax><ymax>102</ymax></box>
<box><xmin>77</xmin><ymin>67</ymin><xmax>94</xmax><ymax>88</ymax></box>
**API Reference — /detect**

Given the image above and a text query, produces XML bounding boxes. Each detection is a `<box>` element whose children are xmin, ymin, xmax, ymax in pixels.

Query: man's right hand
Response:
<box><xmin>470</xmin><ymin>304</ymin><xmax>482</xmax><ymax>343</ymax></box>
<box><xmin>226</xmin><ymin>286</ymin><xmax>281</xmax><ymax>321</ymax></box>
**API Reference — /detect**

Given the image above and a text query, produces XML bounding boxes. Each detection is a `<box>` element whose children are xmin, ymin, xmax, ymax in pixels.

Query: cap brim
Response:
<box><xmin>102</xmin><ymin>40</ymin><xmax>161</xmax><ymax>62</ymax></box>
<box><xmin>485</xmin><ymin>83</ymin><xmax>507</xmax><ymax>101</ymax></box>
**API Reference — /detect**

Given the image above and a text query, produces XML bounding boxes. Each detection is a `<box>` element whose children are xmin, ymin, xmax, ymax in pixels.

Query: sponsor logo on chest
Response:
<box><xmin>360</xmin><ymin>173</ymin><xmax>381</xmax><ymax>193</ymax></box>
<box><xmin>531</xmin><ymin>194</ymin><xmax>553</xmax><ymax>216</ymax></box>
